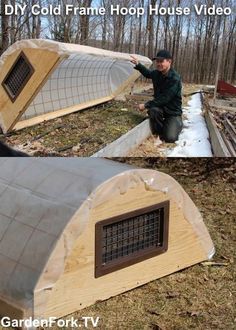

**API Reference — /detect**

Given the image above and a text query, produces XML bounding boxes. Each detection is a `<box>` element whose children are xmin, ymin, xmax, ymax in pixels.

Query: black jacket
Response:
<box><xmin>135</xmin><ymin>63</ymin><xmax>182</xmax><ymax>116</ymax></box>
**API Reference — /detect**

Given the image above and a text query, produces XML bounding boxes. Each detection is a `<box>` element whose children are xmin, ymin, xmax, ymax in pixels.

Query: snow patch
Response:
<box><xmin>166</xmin><ymin>93</ymin><xmax>213</xmax><ymax>157</ymax></box>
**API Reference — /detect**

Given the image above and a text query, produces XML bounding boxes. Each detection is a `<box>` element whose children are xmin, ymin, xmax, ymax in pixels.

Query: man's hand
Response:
<box><xmin>138</xmin><ymin>104</ymin><xmax>146</xmax><ymax>111</ymax></box>
<box><xmin>130</xmin><ymin>55</ymin><xmax>139</xmax><ymax>66</ymax></box>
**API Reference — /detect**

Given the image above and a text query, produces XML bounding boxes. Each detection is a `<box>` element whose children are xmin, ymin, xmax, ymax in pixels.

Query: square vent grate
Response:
<box><xmin>95</xmin><ymin>201</ymin><xmax>169</xmax><ymax>278</ymax></box>
<box><xmin>2</xmin><ymin>52</ymin><xmax>34</xmax><ymax>102</ymax></box>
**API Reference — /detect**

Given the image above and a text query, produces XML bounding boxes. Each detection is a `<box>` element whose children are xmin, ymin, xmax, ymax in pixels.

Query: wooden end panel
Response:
<box><xmin>0</xmin><ymin>49</ymin><xmax>63</xmax><ymax>133</ymax></box>
<box><xmin>41</xmin><ymin>187</ymin><xmax>208</xmax><ymax>319</ymax></box>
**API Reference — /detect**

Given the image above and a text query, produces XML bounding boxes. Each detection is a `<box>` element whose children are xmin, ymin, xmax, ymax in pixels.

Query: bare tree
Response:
<box><xmin>1</xmin><ymin>0</ymin><xmax>10</xmax><ymax>53</ymax></box>
<box><xmin>79</xmin><ymin>0</ymin><xmax>92</xmax><ymax>44</ymax></box>
<box><xmin>0</xmin><ymin>0</ymin><xmax>235</xmax><ymax>83</ymax></box>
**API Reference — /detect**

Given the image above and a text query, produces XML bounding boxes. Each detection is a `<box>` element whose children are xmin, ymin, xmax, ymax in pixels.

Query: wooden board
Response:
<box><xmin>0</xmin><ymin>49</ymin><xmax>64</xmax><ymax>133</ymax></box>
<box><xmin>13</xmin><ymin>96</ymin><xmax>112</xmax><ymax>131</ymax></box>
<box><xmin>209</xmin><ymin>101</ymin><xmax>236</xmax><ymax>113</ymax></box>
<box><xmin>92</xmin><ymin>119</ymin><xmax>152</xmax><ymax>157</ymax></box>
<box><xmin>41</xmin><ymin>185</ymin><xmax>208</xmax><ymax>319</ymax></box>
<box><xmin>204</xmin><ymin>110</ymin><xmax>231</xmax><ymax>157</ymax></box>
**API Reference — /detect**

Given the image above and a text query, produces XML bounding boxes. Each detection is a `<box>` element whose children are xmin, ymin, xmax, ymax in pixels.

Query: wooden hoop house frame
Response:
<box><xmin>0</xmin><ymin>40</ymin><xmax>152</xmax><ymax>133</ymax></box>
<box><xmin>0</xmin><ymin>158</ymin><xmax>214</xmax><ymax>324</ymax></box>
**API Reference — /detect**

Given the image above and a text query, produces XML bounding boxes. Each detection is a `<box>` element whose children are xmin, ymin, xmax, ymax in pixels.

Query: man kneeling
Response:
<box><xmin>131</xmin><ymin>50</ymin><xmax>183</xmax><ymax>143</ymax></box>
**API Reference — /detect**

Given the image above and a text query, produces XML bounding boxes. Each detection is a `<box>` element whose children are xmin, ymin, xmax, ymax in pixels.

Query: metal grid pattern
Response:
<box><xmin>0</xmin><ymin>161</ymin><xmax>78</xmax><ymax>300</ymax></box>
<box><xmin>102</xmin><ymin>209</ymin><xmax>163</xmax><ymax>264</ymax></box>
<box><xmin>95</xmin><ymin>202</ymin><xmax>169</xmax><ymax>278</ymax></box>
<box><xmin>2</xmin><ymin>53</ymin><xmax>34</xmax><ymax>102</ymax></box>
<box><xmin>22</xmin><ymin>53</ymin><xmax>117</xmax><ymax>120</ymax></box>
<box><xmin>0</xmin><ymin>158</ymin><xmax>134</xmax><ymax>302</ymax></box>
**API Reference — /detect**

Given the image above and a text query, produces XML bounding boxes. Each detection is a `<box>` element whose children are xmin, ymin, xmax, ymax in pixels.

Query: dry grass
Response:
<box><xmin>129</xmin><ymin>136</ymin><xmax>173</xmax><ymax>157</ymax></box>
<box><xmin>4</xmin><ymin>100</ymin><xmax>146</xmax><ymax>156</ymax></box>
<box><xmin>182</xmin><ymin>83</ymin><xmax>204</xmax><ymax>107</ymax></box>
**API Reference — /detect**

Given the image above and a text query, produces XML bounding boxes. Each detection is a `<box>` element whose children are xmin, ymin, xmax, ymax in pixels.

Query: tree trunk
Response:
<box><xmin>80</xmin><ymin>0</ymin><xmax>92</xmax><ymax>44</ymax></box>
<box><xmin>1</xmin><ymin>0</ymin><xmax>10</xmax><ymax>54</ymax></box>
<box><xmin>147</xmin><ymin>0</ymin><xmax>156</xmax><ymax>58</ymax></box>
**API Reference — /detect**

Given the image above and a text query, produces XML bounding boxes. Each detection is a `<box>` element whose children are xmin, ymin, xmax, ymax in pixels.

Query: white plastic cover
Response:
<box><xmin>0</xmin><ymin>39</ymin><xmax>152</xmax><ymax>122</ymax></box>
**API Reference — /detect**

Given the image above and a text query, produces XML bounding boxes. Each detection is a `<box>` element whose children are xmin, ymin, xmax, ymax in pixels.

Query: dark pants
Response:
<box><xmin>148</xmin><ymin>107</ymin><xmax>183</xmax><ymax>143</ymax></box>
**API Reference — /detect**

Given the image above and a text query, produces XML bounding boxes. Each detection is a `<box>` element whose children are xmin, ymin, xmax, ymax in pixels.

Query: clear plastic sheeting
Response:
<box><xmin>0</xmin><ymin>39</ymin><xmax>151</xmax><ymax>66</ymax></box>
<box><xmin>22</xmin><ymin>54</ymin><xmax>114</xmax><ymax>120</ymax></box>
<box><xmin>0</xmin><ymin>158</ymin><xmax>215</xmax><ymax>316</ymax></box>
<box><xmin>0</xmin><ymin>39</ymin><xmax>152</xmax><ymax>124</ymax></box>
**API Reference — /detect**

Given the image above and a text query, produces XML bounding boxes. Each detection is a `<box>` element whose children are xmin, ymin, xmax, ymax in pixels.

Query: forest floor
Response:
<box><xmin>1</xmin><ymin>158</ymin><xmax>233</xmax><ymax>330</ymax></box>
<box><xmin>3</xmin><ymin>83</ymin><xmax>203</xmax><ymax>157</ymax></box>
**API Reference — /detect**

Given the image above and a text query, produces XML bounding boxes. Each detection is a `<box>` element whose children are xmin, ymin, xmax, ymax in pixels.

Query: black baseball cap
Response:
<box><xmin>152</xmin><ymin>50</ymin><xmax>172</xmax><ymax>61</ymax></box>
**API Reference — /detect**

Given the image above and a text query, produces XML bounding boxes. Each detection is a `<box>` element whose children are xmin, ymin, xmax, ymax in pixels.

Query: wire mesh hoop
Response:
<box><xmin>95</xmin><ymin>201</ymin><xmax>169</xmax><ymax>278</ymax></box>
<box><xmin>2</xmin><ymin>52</ymin><xmax>34</xmax><ymax>103</ymax></box>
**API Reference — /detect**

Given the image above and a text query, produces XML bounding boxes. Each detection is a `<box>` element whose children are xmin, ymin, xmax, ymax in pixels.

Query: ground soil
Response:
<box><xmin>1</xmin><ymin>159</ymin><xmax>234</xmax><ymax>330</ymax></box>
<box><xmin>3</xmin><ymin>100</ymin><xmax>147</xmax><ymax>156</ymax></box>
<box><xmin>2</xmin><ymin>84</ymin><xmax>202</xmax><ymax>157</ymax></box>
<box><xmin>2</xmin><ymin>82</ymin><xmax>150</xmax><ymax>156</ymax></box>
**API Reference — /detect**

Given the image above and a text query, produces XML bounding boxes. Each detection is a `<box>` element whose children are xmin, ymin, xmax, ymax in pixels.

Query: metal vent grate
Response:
<box><xmin>95</xmin><ymin>201</ymin><xmax>169</xmax><ymax>278</ymax></box>
<box><xmin>2</xmin><ymin>52</ymin><xmax>34</xmax><ymax>102</ymax></box>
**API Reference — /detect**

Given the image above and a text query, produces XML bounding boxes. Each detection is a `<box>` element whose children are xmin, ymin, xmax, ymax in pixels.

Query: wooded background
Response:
<box><xmin>0</xmin><ymin>0</ymin><xmax>235</xmax><ymax>84</ymax></box>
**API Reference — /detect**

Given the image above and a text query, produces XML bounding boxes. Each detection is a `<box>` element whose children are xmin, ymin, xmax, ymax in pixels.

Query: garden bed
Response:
<box><xmin>4</xmin><ymin>98</ymin><xmax>147</xmax><ymax>156</ymax></box>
